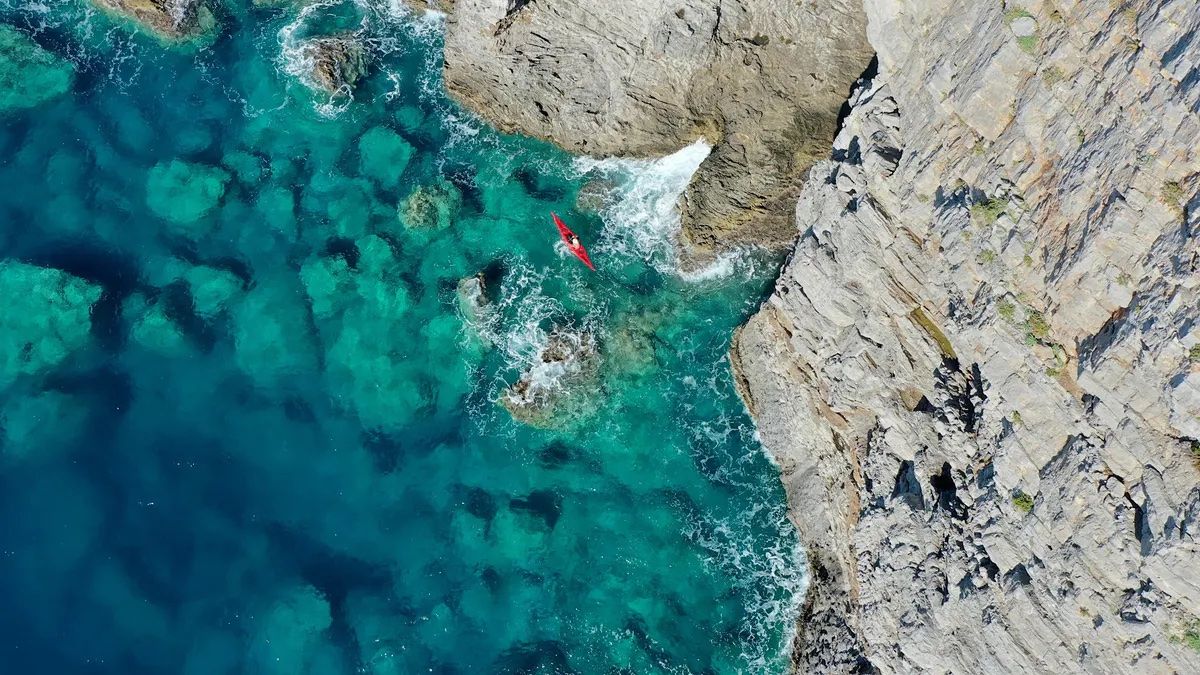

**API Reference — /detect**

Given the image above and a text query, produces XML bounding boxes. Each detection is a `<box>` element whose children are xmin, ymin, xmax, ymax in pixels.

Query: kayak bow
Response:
<box><xmin>551</xmin><ymin>212</ymin><xmax>596</xmax><ymax>271</ymax></box>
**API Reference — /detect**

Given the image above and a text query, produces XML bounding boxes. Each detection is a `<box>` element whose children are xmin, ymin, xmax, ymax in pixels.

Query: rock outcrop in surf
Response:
<box><xmin>433</xmin><ymin>0</ymin><xmax>874</xmax><ymax>261</ymax></box>
<box><xmin>501</xmin><ymin>326</ymin><xmax>599</xmax><ymax>428</ymax></box>
<box><xmin>300</xmin><ymin>34</ymin><xmax>368</xmax><ymax>96</ymax></box>
<box><xmin>89</xmin><ymin>0</ymin><xmax>212</xmax><ymax>39</ymax></box>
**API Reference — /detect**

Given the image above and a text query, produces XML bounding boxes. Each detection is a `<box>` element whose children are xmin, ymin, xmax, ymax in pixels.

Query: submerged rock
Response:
<box><xmin>183</xmin><ymin>265</ymin><xmax>243</xmax><ymax>319</ymax></box>
<box><xmin>299</xmin><ymin>235</ymin><xmax>429</xmax><ymax>429</ymax></box>
<box><xmin>90</xmin><ymin>0</ymin><xmax>213</xmax><ymax>40</ymax></box>
<box><xmin>300</xmin><ymin>35</ymin><xmax>367</xmax><ymax>96</ymax></box>
<box><xmin>501</xmin><ymin>327</ymin><xmax>599</xmax><ymax>427</ymax></box>
<box><xmin>233</xmin><ymin>276</ymin><xmax>320</xmax><ymax>389</ymax></box>
<box><xmin>358</xmin><ymin>126</ymin><xmax>415</xmax><ymax>189</ymax></box>
<box><xmin>247</xmin><ymin>585</ymin><xmax>332</xmax><ymax>673</ymax></box>
<box><xmin>574</xmin><ymin>178</ymin><xmax>615</xmax><ymax>214</ymax></box>
<box><xmin>400</xmin><ymin>179</ymin><xmax>462</xmax><ymax>230</ymax></box>
<box><xmin>0</xmin><ymin>261</ymin><xmax>101</xmax><ymax>388</ymax></box>
<box><xmin>145</xmin><ymin>159</ymin><xmax>231</xmax><ymax>233</ymax></box>
<box><xmin>1</xmin><ymin>390</ymin><xmax>89</xmax><ymax>463</ymax></box>
<box><xmin>0</xmin><ymin>24</ymin><xmax>73</xmax><ymax>113</ymax></box>
<box><xmin>127</xmin><ymin>296</ymin><xmax>191</xmax><ymax>357</ymax></box>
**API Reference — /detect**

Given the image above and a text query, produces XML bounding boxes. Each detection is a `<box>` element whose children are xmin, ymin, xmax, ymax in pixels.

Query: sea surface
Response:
<box><xmin>0</xmin><ymin>1</ymin><xmax>804</xmax><ymax>672</ymax></box>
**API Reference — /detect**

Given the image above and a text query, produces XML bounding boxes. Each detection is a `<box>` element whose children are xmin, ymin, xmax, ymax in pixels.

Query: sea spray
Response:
<box><xmin>573</xmin><ymin>140</ymin><xmax>710</xmax><ymax>271</ymax></box>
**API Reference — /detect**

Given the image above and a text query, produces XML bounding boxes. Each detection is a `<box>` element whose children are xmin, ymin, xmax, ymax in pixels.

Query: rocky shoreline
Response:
<box><xmin>436</xmin><ymin>0</ymin><xmax>1200</xmax><ymax>672</ymax></box>
<box><xmin>439</xmin><ymin>0</ymin><xmax>873</xmax><ymax>262</ymax></box>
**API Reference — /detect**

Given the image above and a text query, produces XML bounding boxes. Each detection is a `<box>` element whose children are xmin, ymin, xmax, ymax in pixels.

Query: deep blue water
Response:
<box><xmin>0</xmin><ymin>2</ymin><xmax>803</xmax><ymax>672</ymax></box>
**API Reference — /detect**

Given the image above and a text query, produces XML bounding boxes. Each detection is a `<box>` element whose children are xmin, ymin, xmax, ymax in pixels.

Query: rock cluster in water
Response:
<box><xmin>733</xmin><ymin>1</ymin><xmax>1200</xmax><ymax>672</ymax></box>
<box><xmin>502</xmin><ymin>327</ymin><xmax>599</xmax><ymax>428</ymax></box>
<box><xmin>0</xmin><ymin>261</ymin><xmax>101</xmax><ymax>388</ymax></box>
<box><xmin>300</xmin><ymin>34</ymin><xmax>368</xmax><ymax>96</ymax></box>
<box><xmin>90</xmin><ymin>0</ymin><xmax>212</xmax><ymax>39</ymax></box>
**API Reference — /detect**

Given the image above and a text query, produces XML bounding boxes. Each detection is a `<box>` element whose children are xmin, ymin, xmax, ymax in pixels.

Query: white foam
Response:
<box><xmin>572</xmin><ymin>140</ymin><xmax>710</xmax><ymax>273</ymax></box>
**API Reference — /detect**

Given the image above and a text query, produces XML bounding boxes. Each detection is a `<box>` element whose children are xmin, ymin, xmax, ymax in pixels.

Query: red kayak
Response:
<box><xmin>551</xmin><ymin>212</ymin><xmax>596</xmax><ymax>271</ymax></box>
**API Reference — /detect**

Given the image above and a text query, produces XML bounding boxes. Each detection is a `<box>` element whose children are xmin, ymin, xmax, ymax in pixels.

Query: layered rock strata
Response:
<box><xmin>437</xmin><ymin>0</ymin><xmax>874</xmax><ymax>258</ymax></box>
<box><xmin>733</xmin><ymin>0</ymin><xmax>1200</xmax><ymax>671</ymax></box>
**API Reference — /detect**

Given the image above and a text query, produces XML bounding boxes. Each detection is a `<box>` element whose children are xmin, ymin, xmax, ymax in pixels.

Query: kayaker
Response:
<box><xmin>568</xmin><ymin>235</ymin><xmax>581</xmax><ymax>249</ymax></box>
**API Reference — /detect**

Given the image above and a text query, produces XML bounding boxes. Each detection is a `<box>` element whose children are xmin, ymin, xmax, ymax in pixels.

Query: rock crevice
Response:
<box><xmin>437</xmin><ymin>0</ymin><xmax>874</xmax><ymax>259</ymax></box>
<box><xmin>735</xmin><ymin>1</ymin><xmax>1200</xmax><ymax>671</ymax></box>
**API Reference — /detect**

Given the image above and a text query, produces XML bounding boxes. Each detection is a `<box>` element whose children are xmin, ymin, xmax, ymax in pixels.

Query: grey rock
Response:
<box><xmin>501</xmin><ymin>326</ymin><xmax>599</xmax><ymax>428</ymax></box>
<box><xmin>300</xmin><ymin>35</ymin><xmax>367</xmax><ymax>96</ymax></box>
<box><xmin>734</xmin><ymin>0</ymin><xmax>1200</xmax><ymax>672</ymax></box>
<box><xmin>90</xmin><ymin>0</ymin><xmax>211</xmax><ymax>39</ymax></box>
<box><xmin>435</xmin><ymin>0</ymin><xmax>874</xmax><ymax>262</ymax></box>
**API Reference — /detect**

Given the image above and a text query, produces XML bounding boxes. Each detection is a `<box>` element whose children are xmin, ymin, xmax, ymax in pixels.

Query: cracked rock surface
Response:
<box><xmin>733</xmin><ymin>0</ymin><xmax>1200</xmax><ymax>671</ymax></box>
<box><xmin>436</xmin><ymin>0</ymin><xmax>874</xmax><ymax>260</ymax></box>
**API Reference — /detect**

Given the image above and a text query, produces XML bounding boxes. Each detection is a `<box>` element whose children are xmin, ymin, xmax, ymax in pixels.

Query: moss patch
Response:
<box><xmin>911</xmin><ymin>307</ymin><xmax>957</xmax><ymax>360</ymax></box>
<box><xmin>970</xmin><ymin>197</ymin><xmax>1009</xmax><ymax>225</ymax></box>
<box><xmin>1012</xmin><ymin>490</ymin><xmax>1035</xmax><ymax>513</ymax></box>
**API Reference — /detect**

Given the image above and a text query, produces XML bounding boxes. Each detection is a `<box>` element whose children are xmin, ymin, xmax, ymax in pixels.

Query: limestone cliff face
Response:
<box><xmin>733</xmin><ymin>0</ymin><xmax>1200</xmax><ymax>671</ymax></box>
<box><xmin>437</xmin><ymin>0</ymin><xmax>873</xmax><ymax>258</ymax></box>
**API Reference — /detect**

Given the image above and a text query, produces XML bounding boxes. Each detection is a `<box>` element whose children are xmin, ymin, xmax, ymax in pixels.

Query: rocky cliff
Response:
<box><xmin>437</xmin><ymin>0</ymin><xmax>874</xmax><ymax>259</ymax></box>
<box><xmin>733</xmin><ymin>0</ymin><xmax>1200</xmax><ymax>671</ymax></box>
<box><xmin>434</xmin><ymin>0</ymin><xmax>1200</xmax><ymax>670</ymax></box>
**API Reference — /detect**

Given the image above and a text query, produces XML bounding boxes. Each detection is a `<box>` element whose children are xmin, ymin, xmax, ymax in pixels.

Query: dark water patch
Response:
<box><xmin>157</xmin><ymin>281</ymin><xmax>219</xmax><ymax>352</ymax></box>
<box><xmin>43</xmin><ymin>365</ymin><xmax>135</xmax><ymax>420</ymax></box>
<box><xmin>536</xmin><ymin>439</ymin><xmax>573</xmax><ymax>468</ymax></box>
<box><xmin>509</xmin><ymin>489</ymin><xmax>562</xmax><ymax>530</ymax></box>
<box><xmin>494</xmin><ymin>640</ymin><xmax>572</xmax><ymax>675</ymax></box>
<box><xmin>363</xmin><ymin>429</ymin><xmax>405</xmax><ymax>473</ymax></box>
<box><xmin>324</xmin><ymin>237</ymin><xmax>361</xmax><ymax>269</ymax></box>
<box><xmin>463</xmin><ymin>485</ymin><xmax>498</xmax><ymax>522</ymax></box>
<box><xmin>514</xmin><ymin>166</ymin><xmax>567</xmax><ymax>202</ymax></box>
<box><xmin>23</xmin><ymin>239</ymin><xmax>143</xmax><ymax>350</ymax></box>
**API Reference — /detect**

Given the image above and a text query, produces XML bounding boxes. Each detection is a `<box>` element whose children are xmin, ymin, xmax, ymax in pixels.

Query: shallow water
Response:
<box><xmin>0</xmin><ymin>2</ymin><xmax>803</xmax><ymax>673</ymax></box>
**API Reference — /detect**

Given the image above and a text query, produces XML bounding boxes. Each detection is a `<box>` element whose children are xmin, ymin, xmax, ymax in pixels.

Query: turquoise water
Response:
<box><xmin>0</xmin><ymin>2</ymin><xmax>803</xmax><ymax>673</ymax></box>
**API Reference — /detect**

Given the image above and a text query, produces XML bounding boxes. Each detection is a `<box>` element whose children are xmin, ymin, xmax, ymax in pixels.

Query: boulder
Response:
<box><xmin>89</xmin><ymin>0</ymin><xmax>212</xmax><ymax>39</ymax></box>
<box><xmin>501</xmin><ymin>326</ymin><xmax>598</xmax><ymax>427</ymax></box>
<box><xmin>300</xmin><ymin>35</ymin><xmax>367</xmax><ymax>96</ymax></box>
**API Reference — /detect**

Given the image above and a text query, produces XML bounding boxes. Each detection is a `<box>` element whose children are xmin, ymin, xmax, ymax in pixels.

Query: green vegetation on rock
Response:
<box><xmin>0</xmin><ymin>24</ymin><xmax>73</xmax><ymax>113</ymax></box>
<box><xmin>1172</xmin><ymin>618</ymin><xmax>1200</xmax><ymax>653</ymax></box>
<box><xmin>911</xmin><ymin>306</ymin><xmax>957</xmax><ymax>360</ymax></box>
<box><xmin>1012</xmin><ymin>491</ymin><xmax>1035</xmax><ymax>513</ymax></box>
<box><xmin>970</xmin><ymin>197</ymin><xmax>1009</xmax><ymax>225</ymax></box>
<box><xmin>1025</xmin><ymin>309</ymin><xmax>1051</xmax><ymax>343</ymax></box>
<box><xmin>998</xmin><ymin>299</ymin><xmax>1016</xmax><ymax>322</ymax></box>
